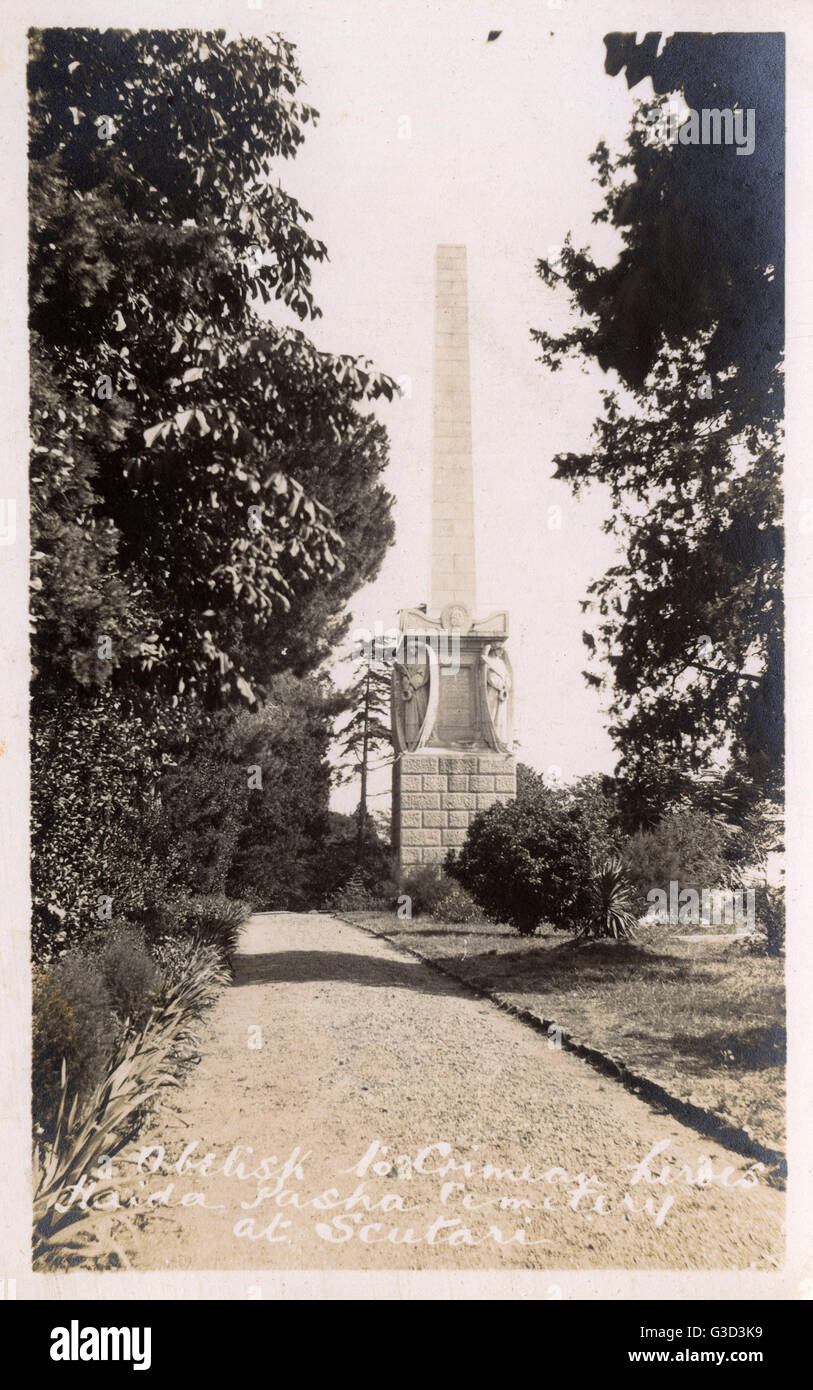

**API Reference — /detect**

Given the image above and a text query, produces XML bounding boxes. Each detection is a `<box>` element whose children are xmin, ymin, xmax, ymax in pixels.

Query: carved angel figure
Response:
<box><xmin>481</xmin><ymin>643</ymin><xmax>512</xmax><ymax>751</ymax></box>
<box><xmin>392</xmin><ymin>643</ymin><xmax>439</xmax><ymax>751</ymax></box>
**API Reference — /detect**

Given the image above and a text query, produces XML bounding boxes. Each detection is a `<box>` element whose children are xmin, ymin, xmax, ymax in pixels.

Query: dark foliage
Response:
<box><xmin>533</xmin><ymin>33</ymin><xmax>784</xmax><ymax>798</ymax></box>
<box><xmin>33</xmin><ymin>956</ymin><xmax>118</xmax><ymax>1137</ymax></box>
<box><xmin>448</xmin><ymin>771</ymin><xmax>619</xmax><ymax>936</ymax></box>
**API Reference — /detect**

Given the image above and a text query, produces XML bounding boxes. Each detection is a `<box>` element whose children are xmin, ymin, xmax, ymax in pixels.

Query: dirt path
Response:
<box><xmin>119</xmin><ymin>914</ymin><xmax>783</xmax><ymax>1271</ymax></box>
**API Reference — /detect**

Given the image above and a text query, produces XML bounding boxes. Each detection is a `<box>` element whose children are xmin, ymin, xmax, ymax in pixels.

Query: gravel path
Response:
<box><xmin>120</xmin><ymin>914</ymin><xmax>784</xmax><ymax>1270</ymax></box>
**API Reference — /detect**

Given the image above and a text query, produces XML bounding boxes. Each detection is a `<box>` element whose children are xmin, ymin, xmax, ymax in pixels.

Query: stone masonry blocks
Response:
<box><xmin>448</xmin><ymin>775</ymin><xmax>469</xmax><ymax>791</ymax></box>
<box><xmin>401</xmin><ymin>810</ymin><xmax>422</xmax><ymax>828</ymax></box>
<box><xmin>401</xmin><ymin>755</ymin><xmax>438</xmax><ymax>775</ymax></box>
<box><xmin>421</xmin><ymin>811</ymin><xmax>448</xmax><ymax>828</ymax></box>
<box><xmin>401</xmin><ymin>792</ymin><xmax>440</xmax><ymax>810</ymax></box>
<box><xmin>401</xmin><ymin>776</ymin><xmax>422</xmax><ymax>792</ymax></box>
<box><xmin>439</xmin><ymin>756</ymin><xmax>478</xmax><ymax>774</ymax></box>
<box><xmin>441</xmin><ymin>792</ymin><xmax>478</xmax><ymax>810</ymax></box>
<box><xmin>421</xmin><ymin>775</ymin><xmax>446</xmax><ymax>791</ymax></box>
<box><xmin>401</xmin><ymin>828</ymin><xmax>442</xmax><ymax>847</ymax></box>
<box><xmin>476</xmin><ymin>756</ymin><xmax>514</xmax><ymax>775</ymax></box>
<box><xmin>470</xmin><ymin>775</ymin><xmax>495</xmax><ymax>791</ymax></box>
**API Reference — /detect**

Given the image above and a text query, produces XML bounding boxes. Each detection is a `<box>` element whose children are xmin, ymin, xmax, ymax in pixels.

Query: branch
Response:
<box><xmin>685</xmin><ymin>661</ymin><xmax>763</xmax><ymax>686</ymax></box>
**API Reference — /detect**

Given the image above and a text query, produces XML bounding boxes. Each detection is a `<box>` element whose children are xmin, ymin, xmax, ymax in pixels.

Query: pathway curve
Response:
<box><xmin>120</xmin><ymin>913</ymin><xmax>783</xmax><ymax>1271</ymax></box>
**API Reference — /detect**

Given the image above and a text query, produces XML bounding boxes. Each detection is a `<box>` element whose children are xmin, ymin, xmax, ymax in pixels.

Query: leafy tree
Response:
<box><xmin>223</xmin><ymin>674</ymin><xmax>343</xmax><ymax>908</ymax></box>
<box><xmin>29</xmin><ymin>28</ymin><xmax>396</xmax><ymax>710</ymax></box>
<box><xmin>517</xmin><ymin>765</ymin><xmax>619</xmax><ymax>857</ymax></box>
<box><xmin>533</xmin><ymin>33</ymin><xmax>783</xmax><ymax>800</ymax></box>
<box><xmin>28</xmin><ymin>29</ymin><xmax>397</xmax><ymax>948</ymax></box>
<box><xmin>317</xmin><ymin>812</ymin><xmax>394</xmax><ymax>907</ymax></box>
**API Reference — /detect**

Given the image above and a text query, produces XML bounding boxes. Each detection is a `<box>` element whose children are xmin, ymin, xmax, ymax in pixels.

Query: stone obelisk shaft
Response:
<box><xmin>390</xmin><ymin>243</ymin><xmax>516</xmax><ymax>874</ymax></box>
<box><xmin>431</xmin><ymin>245</ymin><xmax>476</xmax><ymax>614</ymax></box>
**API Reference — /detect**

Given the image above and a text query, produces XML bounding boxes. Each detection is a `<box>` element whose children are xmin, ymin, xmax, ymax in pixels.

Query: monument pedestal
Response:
<box><xmin>393</xmin><ymin>750</ymin><xmax>516</xmax><ymax>868</ymax></box>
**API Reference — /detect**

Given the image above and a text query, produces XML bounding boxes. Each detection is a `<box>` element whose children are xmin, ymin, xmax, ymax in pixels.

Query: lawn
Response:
<box><xmin>348</xmin><ymin>913</ymin><xmax>785</xmax><ymax>1154</ymax></box>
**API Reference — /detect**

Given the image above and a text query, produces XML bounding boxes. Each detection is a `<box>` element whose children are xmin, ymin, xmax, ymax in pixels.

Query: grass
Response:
<box><xmin>351</xmin><ymin>913</ymin><xmax>786</xmax><ymax>1153</ymax></box>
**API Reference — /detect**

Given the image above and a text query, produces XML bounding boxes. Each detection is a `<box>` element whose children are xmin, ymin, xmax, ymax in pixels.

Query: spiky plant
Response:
<box><xmin>579</xmin><ymin>854</ymin><xmax>639</xmax><ymax>940</ymax></box>
<box><xmin>32</xmin><ymin>944</ymin><xmax>230</xmax><ymax>1266</ymax></box>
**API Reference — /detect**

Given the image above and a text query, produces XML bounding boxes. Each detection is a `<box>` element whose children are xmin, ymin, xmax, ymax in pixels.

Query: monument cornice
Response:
<box><xmin>397</xmin><ymin>606</ymin><xmax>510</xmax><ymax>639</ymax></box>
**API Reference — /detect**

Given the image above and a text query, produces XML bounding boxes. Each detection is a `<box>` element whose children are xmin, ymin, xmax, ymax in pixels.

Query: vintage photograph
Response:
<box><xmin>9</xmin><ymin>1</ymin><xmax>800</xmax><ymax>1302</ymax></box>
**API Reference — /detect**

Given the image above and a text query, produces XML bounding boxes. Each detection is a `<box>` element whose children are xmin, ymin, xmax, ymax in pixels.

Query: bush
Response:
<box><xmin>30</xmin><ymin>689</ymin><xmax>187</xmax><ymax>959</ymax></box>
<box><xmin>310</xmin><ymin>811</ymin><xmax>394</xmax><ymax>910</ymax></box>
<box><xmin>399</xmin><ymin>866</ymin><xmax>452</xmax><ymax>917</ymax></box>
<box><xmin>159</xmin><ymin>754</ymin><xmax>246</xmax><ymax>897</ymax></box>
<box><xmin>32</xmin><ymin>968</ymin><xmax>75</xmax><ymax>1137</ymax></box>
<box><xmin>429</xmin><ymin>881</ymin><xmax>482</xmax><ymax>925</ymax></box>
<box><xmin>448</xmin><ymin>782</ymin><xmax>607</xmax><ymax>935</ymax></box>
<box><xmin>759</xmin><ymin>886</ymin><xmax>785</xmax><ymax>956</ymax></box>
<box><xmin>150</xmin><ymin>934</ymin><xmax>199</xmax><ymax>983</ymax></box>
<box><xmin>97</xmin><ymin>926</ymin><xmax>164</xmax><ymax>1027</ymax></box>
<box><xmin>223</xmin><ymin>681</ymin><xmax>342</xmax><ymax>909</ymax></box>
<box><xmin>155</xmin><ymin>894</ymin><xmax>249</xmax><ymax>961</ymax></box>
<box><xmin>33</xmin><ymin>955</ymin><xmax>118</xmax><ymax>1137</ymax></box>
<box><xmin>324</xmin><ymin>868</ymin><xmax>379</xmax><ymax>912</ymax></box>
<box><xmin>622</xmin><ymin>807</ymin><xmax>738</xmax><ymax>913</ymax></box>
<box><xmin>33</xmin><ymin>941</ymin><xmax>231</xmax><ymax>1264</ymax></box>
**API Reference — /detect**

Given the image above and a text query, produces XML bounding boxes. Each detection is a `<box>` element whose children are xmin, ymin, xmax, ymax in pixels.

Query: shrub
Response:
<box><xmin>622</xmin><ymin>807</ymin><xmax>738</xmax><ymax>913</ymax></box>
<box><xmin>32</xmin><ymin>968</ymin><xmax>75</xmax><ymax>1137</ymax></box>
<box><xmin>759</xmin><ymin>886</ymin><xmax>785</xmax><ymax>956</ymax></box>
<box><xmin>324</xmin><ymin>867</ymin><xmax>379</xmax><ymax>912</ymax></box>
<box><xmin>155</xmin><ymin>943</ymin><xmax>232</xmax><ymax>1021</ymax></box>
<box><xmin>97</xmin><ymin>926</ymin><xmax>164</xmax><ymax>1027</ymax></box>
<box><xmin>33</xmin><ymin>954</ymin><xmax>118</xmax><ymax>1138</ymax></box>
<box><xmin>156</xmin><ymin>894</ymin><xmax>249</xmax><ymax>961</ymax></box>
<box><xmin>33</xmin><ymin>941</ymin><xmax>232</xmax><ymax>1265</ymax></box>
<box><xmin>30</xmin><ymin>689</ymin><xmax>187</xmax><ymax>959</ymax></box>
<box><xmin>429</xmin><ymin>881</ymin><xmax>482</xmax><ymax>925</ymax></box>
<box><xmin>308</xmin><ymin>811</ymin><xmax>394</xmax><ymax>909</ymax></box>
<box><xmin>223</xmin><ymin>680</ymin><xmax>341</xmax><ymax>909</ymax></box>
<box><xmin>399</xmin><ymin>866</ymin><xmax>452</xmax><ymax>917</ymax></box>
<box><xmin>158</xmin><ymin>753</ymin><xmax>246</xmax><ymax>897</ymax></box>
<box><xmin>448</xmin><ymin>783</ymin><xmax>605</xmax><ymax>935</ymax></box>
<box><xmin>150</xmin><ymin>934</ymin><xmax>200</xmax><ymax>983</ymax></box>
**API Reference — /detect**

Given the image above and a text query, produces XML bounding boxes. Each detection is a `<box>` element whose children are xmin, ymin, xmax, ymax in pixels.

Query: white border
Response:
<box><xmin>2</xmin><ymin>0</ymin><xmax>810</xmax><ymax>1301</ymax></box>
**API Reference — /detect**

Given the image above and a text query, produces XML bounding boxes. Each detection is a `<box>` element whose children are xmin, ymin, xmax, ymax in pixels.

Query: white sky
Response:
<box><xmin>250</xmin><ymin>3</ymin><xmax>647</xmax><ymax>810</ymax></box>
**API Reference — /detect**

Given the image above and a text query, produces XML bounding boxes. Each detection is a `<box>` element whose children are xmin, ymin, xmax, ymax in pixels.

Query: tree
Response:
<box><xmin>533</xmin><ymin>33</ymin><xmax>783</xmax><ymax>803</ymax></box>
<box><xmin>29</xmin><ymin>28</ymin><xmax>396</xmax><ymax>711</ymax></box>
<box><xmin>28</xmin><ymin>28</ymin><xmax>397</xmax><ymax>947</ymax></box>
<box><xmin>222</xmin><ymin>674</ymin><xmax>344</xmax><ymax>908</ymax></box>
<box><xmin>335</xmin><ymin>655</ymin><xmax>393</xmax><ymax>863</ymax></box>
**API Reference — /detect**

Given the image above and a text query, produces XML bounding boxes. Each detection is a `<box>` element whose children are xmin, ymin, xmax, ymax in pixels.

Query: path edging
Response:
<box><xmin>336</xmin><ymin>913</ymin><xmax>787</xmax><ymax>1186</ymax></box>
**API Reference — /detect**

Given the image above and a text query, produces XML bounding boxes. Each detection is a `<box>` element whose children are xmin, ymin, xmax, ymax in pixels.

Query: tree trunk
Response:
<box><xmin>356</xmin><ymin>668</ymin><xmax>371</xmax><ymax>863</ymax></box>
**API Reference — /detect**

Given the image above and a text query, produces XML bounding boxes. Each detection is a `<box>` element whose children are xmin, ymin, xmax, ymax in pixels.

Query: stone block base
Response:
<box><xmin>392</xmin><ymin>751</ymin><xmax>516</xmax><ymax>870</ymax></box>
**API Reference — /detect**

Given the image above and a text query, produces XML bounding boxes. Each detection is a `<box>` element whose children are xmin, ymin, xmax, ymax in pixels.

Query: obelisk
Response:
<box><xmin>391</xmin><ymin>246</ymin><xmax>517</xmax><ymax>873</ymax></box>
<box><xmin>431</xmin><ymin>245</ymin><xmax>477</xmax><ymax>613</ymax></box>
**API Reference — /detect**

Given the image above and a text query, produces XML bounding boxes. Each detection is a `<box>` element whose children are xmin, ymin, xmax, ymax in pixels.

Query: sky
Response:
<box><xmin>239</xmin><ymin>2</ymin><xmax>656</xmax><ymax>812</ymax></box>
